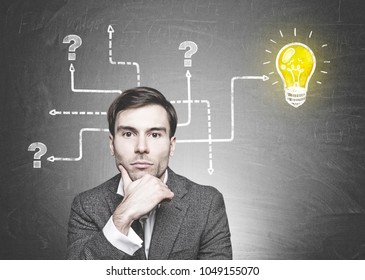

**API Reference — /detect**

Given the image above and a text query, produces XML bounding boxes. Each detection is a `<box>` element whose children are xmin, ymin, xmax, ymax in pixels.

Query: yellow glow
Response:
<box><xmin>276</xmin><ymin>42</ymin><xmax>316</xmax><ymax>107</ymax></box>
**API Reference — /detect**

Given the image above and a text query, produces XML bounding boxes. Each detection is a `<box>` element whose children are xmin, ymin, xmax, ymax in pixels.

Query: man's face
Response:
<box><xmin>109</xmin><ymin>104</ymin><xmax>176</xmax><ymax>181</ymax></box>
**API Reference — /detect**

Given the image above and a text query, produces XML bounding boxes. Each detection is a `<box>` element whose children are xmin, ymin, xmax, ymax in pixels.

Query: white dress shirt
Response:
<box><xmin>102</xmin><ymin>171</ymin><xmax>168</xmax><ymax>258</ymax></box>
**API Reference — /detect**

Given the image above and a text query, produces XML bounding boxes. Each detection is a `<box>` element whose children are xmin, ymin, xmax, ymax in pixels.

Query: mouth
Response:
<box><xmin>131</xmin><ymin>161</ymin><xmax>153</xmax><ymax>169</ymax></box>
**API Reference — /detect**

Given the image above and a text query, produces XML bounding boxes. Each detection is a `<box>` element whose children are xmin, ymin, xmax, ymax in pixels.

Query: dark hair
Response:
<box><xmin>108</xmin><ymin>87</ymin><xmax>178</xmax><ymax>138</ymax></box>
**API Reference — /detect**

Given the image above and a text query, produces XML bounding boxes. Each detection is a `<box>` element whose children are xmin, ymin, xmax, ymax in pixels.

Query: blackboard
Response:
<box><xmin>1</xmin><ymin>0</ymin><xmax>365</xmax><ymax>259</ymax></box>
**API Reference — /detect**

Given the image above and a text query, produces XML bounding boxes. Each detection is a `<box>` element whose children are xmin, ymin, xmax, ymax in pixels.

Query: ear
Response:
<box><xmin>109</xmin><ymin>134</ymin><xmax>115</xmax><ymax>156</ymax></box>
<box><xmin>169</xmin><ymin>136</ymin><xmax>176</xmax><ymax>156</ymax></box>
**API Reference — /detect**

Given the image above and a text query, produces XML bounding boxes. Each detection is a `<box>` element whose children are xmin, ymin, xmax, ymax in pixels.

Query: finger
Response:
<box><xmin>120</xmin><ymin>165</ymin><xmax>133</xmax><ymax>187</ymax></box>
<box><xmin>160</xmin><ymin>190</ymin><xmax>174</xmax><ymax>203</ymax></box>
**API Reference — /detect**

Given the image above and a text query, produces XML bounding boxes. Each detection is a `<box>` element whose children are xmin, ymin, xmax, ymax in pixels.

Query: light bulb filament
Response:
<box><xmin>287</xmin><ymin>65</ymin><xmax>304</xmax><ymax>87</ymax></box>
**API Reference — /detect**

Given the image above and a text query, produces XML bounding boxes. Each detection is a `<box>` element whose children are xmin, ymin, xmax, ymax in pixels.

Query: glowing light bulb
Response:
<box><xmin>276</xmin><ymin>42</ymin><xmax>316</xmax><ymax>108</ymax></box>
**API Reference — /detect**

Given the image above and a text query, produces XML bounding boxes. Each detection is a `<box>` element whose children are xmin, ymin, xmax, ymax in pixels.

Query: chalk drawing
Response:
<box><xmin>38</xmin><ymin>27</ymin><xmax>270</xmax><ymax>175</ymax></box>
<box><xmin>177</xmin><ymin>75</ymin><xmax>268</xmax><ymax>144</ymax></box>
<box><xmin>176</xmin><ymin>70</ymin><xmax>193</xmax><ymax>127</ymax></box>
<box><xmin>49</xmin><ymin>109</ymin><xmax>107</xmax><ymax>116</ymax></box>
<box><xmin>69</xmin><ymin>63</ymin><xmax>123</xmax><ymax>94</ymax></box>
<box><xmin>276</xmin><ymin>42</ymin><xmax>316</xmax><ymax>108</ymax></box>
<box><xmin>179</xmin><ymin>41</ymin><xmax>198</xmax><ymax>67</ymax></box>
<box><xmin>63</xmin><ymin>35</ymin><xmax>82</xmax><ymax>61</ymax></box>
<box><xmin>108</xmin><ymin>25</ymin><xmax>141</xmax><ymax>86</ymax></box>
<box><xmin>265</xmin><ymin>28</ymin><xmax>330</xmax><ymax>107</ymax></box>
<box><xmin>28</xmin><ymin>142</ymin><xmax>47</xmax><ymax>168</ymax></box>
<box><xmin>172</xmin><ymin>99</ymin><xmax>214</xmax><ymax>174</ymax></box>
<box><xmin>47</xmin><ymin>128</ymin><xmax>109</xmax><ymax>162</ymax></box>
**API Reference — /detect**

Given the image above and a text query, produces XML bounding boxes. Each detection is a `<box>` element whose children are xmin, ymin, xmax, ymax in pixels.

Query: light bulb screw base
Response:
<box><xmin>285</xmin><ymin>87</ymin><xmax>307</xmax><ymax>108</ymax></box>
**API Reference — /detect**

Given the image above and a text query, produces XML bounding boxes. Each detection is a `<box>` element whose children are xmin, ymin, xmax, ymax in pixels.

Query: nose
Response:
<box><xmin>135</xmin><ymin>135</ymin><xmax>149</xmax><ymax>154</ymax></box>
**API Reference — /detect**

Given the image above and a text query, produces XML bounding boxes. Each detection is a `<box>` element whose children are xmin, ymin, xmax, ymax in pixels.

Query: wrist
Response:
<box><xmin>112</xmin><ymin>212</ymin><xmax>134</xmax><ymax>235</ymax></box>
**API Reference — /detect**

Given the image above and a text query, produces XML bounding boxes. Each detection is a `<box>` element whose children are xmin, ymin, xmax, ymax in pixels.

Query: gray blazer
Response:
<box><xmin>67</xmin><ymin>168</ymin><xmax>232</xmax><ymax>259</ymax></box>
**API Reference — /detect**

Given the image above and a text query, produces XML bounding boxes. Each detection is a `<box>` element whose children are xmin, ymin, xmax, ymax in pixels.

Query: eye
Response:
<box><xmin>151</xmin><ymin>132</ymin><xmax>161</xmax><ymax>138</ymax></box>
<box><xmin>122</xmin><ymin>131</ymin><xmax>133</xmax><ymax>138</ymax></box>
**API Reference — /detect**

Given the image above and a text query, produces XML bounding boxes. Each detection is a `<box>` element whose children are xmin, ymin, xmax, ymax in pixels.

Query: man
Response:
<box><xmin>67</xmin><ymin>87</ymin><xmax>232</xmax><ymax>259</ymax></box>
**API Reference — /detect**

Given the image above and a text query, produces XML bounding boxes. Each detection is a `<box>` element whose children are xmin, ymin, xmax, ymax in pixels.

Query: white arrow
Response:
<box><xmin>177</xmin><ymin>70</ymin><xmax>193</xmax><ymax>127</ymax></box>
<box><xmin>236</xmin><ymin>75</ymin><xmax>269</xmax><ymax>81</ymax></box>
<box><xmin>47</xmin><ymin>128</ymin><xmax>109</xmax><ymax>162</ymax></box>
<box><xmin>49</xmin><ymin>109</ymin><xmax>61</xmax><ymax>116</ymax></box>
<box><xmin>174</xmin><ymin>74</ymin><xmax>269</xmax><ymax>173</ymax></box>
<box><xmin>107</xmin><ymin>25</ymin><xmax>141</xmax><ymax>86</ymax></box>
<box><xmin>172</xmin><ymin>99</ymin><xmax>214</xmax><ymax>174</ymax></box>
<box><xmin>177</xmin><ymin>74</ymin><xmax>269</xmax><ymax>144</ymax></box>
<box><xmin>108</xmin><ymin>25</ymin><xmax>114</xmax><ymax>40</ymax></box>
<box><xmin>108</xmin><ymin>25</ymin><xmax>115</xmax><ymax>64</ymax></box>
<box><xmin>49</xmin><ymin>109</ymin><xmax>106</xmax><ymax>116</ymax></box>
<box><xmin>69</xmin><ymin>63</ymin><xmax>122</xmax><ymax>94</ymax></box>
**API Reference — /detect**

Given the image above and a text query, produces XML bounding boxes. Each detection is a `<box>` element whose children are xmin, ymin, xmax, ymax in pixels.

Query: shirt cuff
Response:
<box><xmin>102</xmin><ymin>216</ymin><xmax>143</xmax><ymax>256</ymax></box>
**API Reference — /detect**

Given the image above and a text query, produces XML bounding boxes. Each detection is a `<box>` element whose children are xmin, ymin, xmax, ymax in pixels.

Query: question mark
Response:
<box><xmin>63</xmin><ymin>35</ymin><xmax>82</xmax><ymax>61</ymax></box>
<box><xmin>179</xmin><ymin>41</ymin><xmax>198</xmax><ymax>67</ymax></box>
<box><xmin>28</xmin><ymin>142</ymin><xmax>47</xmax><ymax>168</ymax></box>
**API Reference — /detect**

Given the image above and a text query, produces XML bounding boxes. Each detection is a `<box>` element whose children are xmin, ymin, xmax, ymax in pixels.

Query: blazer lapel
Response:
<box><xmin>148</xmin><ymin>169</ymin><xmax>188</xmax><ymax>259</ymax></box>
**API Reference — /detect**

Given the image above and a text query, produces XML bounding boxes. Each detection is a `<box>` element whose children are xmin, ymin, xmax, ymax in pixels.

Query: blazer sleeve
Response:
<box><xmin>198</xmin><ymin>190</ymin><xmax>233</xmax><ymax>260</ymax></box>
<box><xmin>66</xmin><ymin>194</ymin><xmax>130</xmax><ymax>260</ymax></box>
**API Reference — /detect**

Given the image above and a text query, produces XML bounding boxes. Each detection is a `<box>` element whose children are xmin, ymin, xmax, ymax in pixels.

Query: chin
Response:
<box><xmin>129</xmin><ymin>169</ymin><xmax>156</xmax><ymax>181</ymax></box>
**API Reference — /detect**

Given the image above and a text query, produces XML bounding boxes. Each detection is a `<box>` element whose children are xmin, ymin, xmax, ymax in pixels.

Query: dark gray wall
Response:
<box><xmin>1</xmin><ymin>0</ymin><xmax>365</xmax><ymax>259</ymax></box>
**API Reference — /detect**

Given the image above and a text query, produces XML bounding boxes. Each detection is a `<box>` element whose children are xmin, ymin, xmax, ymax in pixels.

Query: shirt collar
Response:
<box><xmin>117</xmin><ymin>169</ymin><xmax>169</xmax><ymax>196</ymax></box>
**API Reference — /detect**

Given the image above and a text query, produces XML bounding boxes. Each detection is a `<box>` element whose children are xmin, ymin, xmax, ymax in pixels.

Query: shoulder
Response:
<box><xmin>168</xmin><ymin>169</ymin><xmax>223</xmax><ymax>198</ymax></box>
<box><xmin>168</xmin><ymin>169</ymin><xmax>228</xmax><ymax>220</ymax></box>
<box><xmin>69</xmin><ymin>174</ymin><xmax>121</xmax><ymax>229</ymax></box>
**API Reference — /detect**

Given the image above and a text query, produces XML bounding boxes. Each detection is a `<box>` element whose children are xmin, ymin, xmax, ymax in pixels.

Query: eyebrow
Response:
<box><xmin>116</xmin><ymin>126</ymin><xmax>167</xmax><ymax>134</ymax></box>
<box><xmin>149</xmin><ymin>127</ymin><xmax>167</xmax><ymax>133</ymax></box>
<box><xmin>116</xmin><ymin>126</ymin><xmax>137</xmax><ymax>134</ymax></box>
